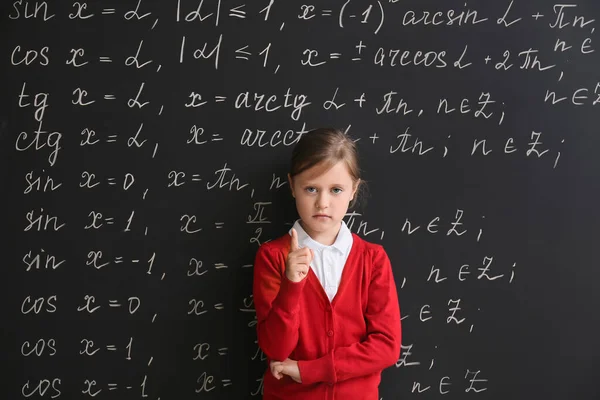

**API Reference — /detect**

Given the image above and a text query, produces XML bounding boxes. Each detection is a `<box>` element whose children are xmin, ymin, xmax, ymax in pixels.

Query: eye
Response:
<box><xmin>331</xmin><ymin>187</ymin><xmax>343</xmax><ymax>194</ymax></box>
<box><xmin>305</xmin><ymin>187</ymin><xmax>317</xmax><ymax>193</ymax></box>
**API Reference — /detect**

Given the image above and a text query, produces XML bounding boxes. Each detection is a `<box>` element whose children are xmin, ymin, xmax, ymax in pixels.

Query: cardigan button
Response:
<box><xmin>326</xmin><ymin>305</ymin><xmax>332</xmax><ymax>312</ymax></box>
<box><xmin>327</xmin><ymin>330</ymin><xmax>333</xmax><ymax>337</ymax></box>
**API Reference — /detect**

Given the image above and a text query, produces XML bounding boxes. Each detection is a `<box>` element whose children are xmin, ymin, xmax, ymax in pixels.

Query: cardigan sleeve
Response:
<box><xmin>298</xmin><ymin>246</ymin><xmax>401</xmax><ymax>385</ymax></box>
<box><xmin>253</xmin><ymin>242</ymin><xmax>307</xmax><ymax>362</ymax></box>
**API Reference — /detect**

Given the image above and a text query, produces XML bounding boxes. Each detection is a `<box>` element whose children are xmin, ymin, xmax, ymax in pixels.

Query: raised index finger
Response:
<box><xmin>290</xmin><ymin>228</ymin><xmax>300</xmax><ymax>252</ymax></box>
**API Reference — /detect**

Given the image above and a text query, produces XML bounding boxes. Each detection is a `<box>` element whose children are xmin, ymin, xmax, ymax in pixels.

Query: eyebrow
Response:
<box><xmin>304</xmin><ymin>182</ymin><xmax>347</xmax><ymax>188</ymax></box>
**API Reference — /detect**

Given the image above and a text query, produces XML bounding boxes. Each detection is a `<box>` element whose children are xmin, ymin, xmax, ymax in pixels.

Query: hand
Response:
<box><xmin>286</xmin><ymin>228</ymin><xmax>313</xmax><ymax>283</ymax></box>
<box><xmin>270</xmin><ymin>358</ymin><xmax>302</xmax><ymax>383</ymax></box>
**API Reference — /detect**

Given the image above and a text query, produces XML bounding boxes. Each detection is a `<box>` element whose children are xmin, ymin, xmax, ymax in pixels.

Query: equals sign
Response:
<box><xmin>330</xmin><ymin>53</ymin><xmax>341</xmax><ymax>59</ymax></box>
<box><xmin>214</xmin><ymin>303</ymin><xmax>225</xmax><ymax>310</ymax></box>
<box><xmin>104</xmin><ymin>94</ymin><xmax>116</xmax><ymax>100</ymax></box>
<box><xmin>191</xmin><ymin>174</ymin><xmax>201</xmax><ymax>182</ymax></box>
<box><xmin>229</xmin><ymin>5</ymin><xmax>245</xmax><ymax>18</ymax></box>
<box><xmin>222</xmin><ymin>379</ymin><xmax>232</xmax><ymax>387</ymax></box>
<box><xmin>107</xmin><ymin>177</ymin><xmax>116</xmax><ymax>185</ymax></box>
<box><xmin>105</xmin><ymin>217</ymin><xmax>115</xmax><ymax>225</ymax></box>
<box><xmin>215</xmin><ymin>96</ymin><xmax>226</xmax><ymax>103</ymax></box>
<box><xmin>99</xmin><ymin>57</ymin><xmax>112</xmax><ymax>63</ymax></box>
<box><xmin>108</xmin><ymin>300</ymin><xmax>121</xmax><ymax>307</ymax></box>
<box><xmin>215</xmin><ymin>263</ymin><xmax>228</xmax><ymax>269</ymax></box>
<box><xmin>218</xmin><ymin>347</ymin><xmax>228</xmax><ymax>356</ymax></box>
<box><xmin>322</xmin><ymin>9</ymin><xmax>332</xmax><ymax>16</ymax></box>
<box><xmin>211</xmin><ymin>133</ymin><xmax>223</xmax><ymax>142</ymax></box>
<box><xmin>106</xmin><ymin>135</ymin><xmax>117</xmax><ymax>143</ymax></box>
<box><xmin>215</xmin><ymin>222</ymin><xmax>224</xmax><ymax>229</ymax></box>
<box><xmin>114</xmin><ymin>256</ymin><xmax>124</xmax><ymax>264</ymax></box>
<box><xmin>106</xmin><ymin>345</ymin><xmax>117</xmax><ymax>351</ymax></box>
<box><xmin>107</xmin><ymin>384</ymin><xmax>118</xmax><ymax>390</ymax></box>
<box><xmin>102</xmin><ymin>8</ymin><xmax>116</xmax><ymax>15</ymax></box>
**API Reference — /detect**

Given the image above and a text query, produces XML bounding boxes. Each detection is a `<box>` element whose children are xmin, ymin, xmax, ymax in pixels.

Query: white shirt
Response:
<box><xmin>289</xmin><ymin>219</ymin><xmax>353</xmax><ymax>302</ymax></box>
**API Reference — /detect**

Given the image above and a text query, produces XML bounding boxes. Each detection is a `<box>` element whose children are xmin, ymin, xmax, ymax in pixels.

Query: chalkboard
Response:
<box><xmin>2</xmin><ymin>1</ymin><xmax>600</xmax><ymax>399</ymax></box>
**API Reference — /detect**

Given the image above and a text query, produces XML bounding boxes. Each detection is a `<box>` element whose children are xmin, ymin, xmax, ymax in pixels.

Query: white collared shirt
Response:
<box><xmin>289</xmin><ymin>219</ymin><xmax>353</xmax><ymax>302</ymax></box>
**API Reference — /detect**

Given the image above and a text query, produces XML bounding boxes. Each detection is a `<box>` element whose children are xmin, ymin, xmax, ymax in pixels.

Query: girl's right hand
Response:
<box><xmin>286</xmin><ymin>228</ymin><xmax>313</xmax><ymax>283</ymax></box>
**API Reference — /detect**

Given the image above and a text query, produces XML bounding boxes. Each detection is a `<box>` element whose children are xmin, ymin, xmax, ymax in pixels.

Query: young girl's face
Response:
<box><xmin>288</xmin><ymin>161</ymin><xmax>358</xmax><ymax>244</ymax></box>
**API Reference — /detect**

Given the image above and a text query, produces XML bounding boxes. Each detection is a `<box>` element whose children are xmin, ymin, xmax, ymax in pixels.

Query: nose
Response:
<box><xmin>316</xmin><ymin>193</ymin><xmax>329</xmax><ymax>210</ymax></box>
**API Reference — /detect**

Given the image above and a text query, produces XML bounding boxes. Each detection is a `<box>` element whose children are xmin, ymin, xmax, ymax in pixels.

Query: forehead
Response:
<box><xmin>296</xmin><ymin>161</ymin><xmax>354</xmax><ymax>185</ymax></box>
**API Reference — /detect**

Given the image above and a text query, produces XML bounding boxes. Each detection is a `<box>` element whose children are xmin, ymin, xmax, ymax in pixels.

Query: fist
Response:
<box><xmin>270</xmin><ymin>358</ymin><xmax>302</xmax><ymax>383</ymax></box>
<box><xmin>286</xmin><ymin>228</ymin><xmax>314</xmax><ymax>283</ymax></box>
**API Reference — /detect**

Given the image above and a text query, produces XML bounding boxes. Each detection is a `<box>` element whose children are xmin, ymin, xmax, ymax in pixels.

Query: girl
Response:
<box><xmin>253</xmin><ymin>128</ymin><xmax>401</xmax><ymax>400</ymax></box>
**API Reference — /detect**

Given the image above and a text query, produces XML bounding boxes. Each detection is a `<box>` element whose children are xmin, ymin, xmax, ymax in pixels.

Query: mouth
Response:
<box><xmin>313</xmin><ymin>214</ymin><xmax>331</xmax><ymax>218</ymax></box>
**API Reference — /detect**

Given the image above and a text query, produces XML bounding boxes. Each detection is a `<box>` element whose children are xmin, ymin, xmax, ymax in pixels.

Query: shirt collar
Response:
<box><xmin>289</xmin><ymin>219</ymin><xmax>352</xmax><ymax>255</ymax></box>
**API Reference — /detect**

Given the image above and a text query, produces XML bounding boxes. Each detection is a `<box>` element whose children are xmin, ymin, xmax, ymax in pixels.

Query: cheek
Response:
<box><xmin>333</xmin><ymin>195</ymin><xmax>350</xmax><ymax>206</ymax></box>
<box><xmin>296</xmin><ymin>197</ymin><xmax>311</xmax><ymax>209</ymax></box>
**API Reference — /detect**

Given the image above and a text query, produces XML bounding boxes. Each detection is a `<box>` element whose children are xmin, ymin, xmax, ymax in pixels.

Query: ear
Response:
<box><xmin>350</xmin><ymin>179</ymin><xmax>360</xmax><ymax>201</ymax></box>
<box><xmin>287</xmin><ymin>173</ymin><xmax>295</xmax><ymax>198</ymax></box>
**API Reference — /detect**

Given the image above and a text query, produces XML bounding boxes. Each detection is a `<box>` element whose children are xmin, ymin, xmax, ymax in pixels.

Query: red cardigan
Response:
<box><xmin>253</xmin><ymin>231</ymin><xmax>402</xmax><ymax>400</ymax></box>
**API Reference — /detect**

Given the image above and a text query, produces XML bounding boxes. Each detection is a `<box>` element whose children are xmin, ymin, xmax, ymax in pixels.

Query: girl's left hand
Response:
<box><xmin>270</xmin><ymin>358</ymin><xmax>302</xmax><ymax>383</ymax></box>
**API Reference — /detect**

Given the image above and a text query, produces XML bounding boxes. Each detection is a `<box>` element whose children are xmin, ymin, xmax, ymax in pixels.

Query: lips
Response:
<box><xmin>313</xmin><ymin>214</ymin><xmax>330</xmax><ymax>218</ymax></box>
